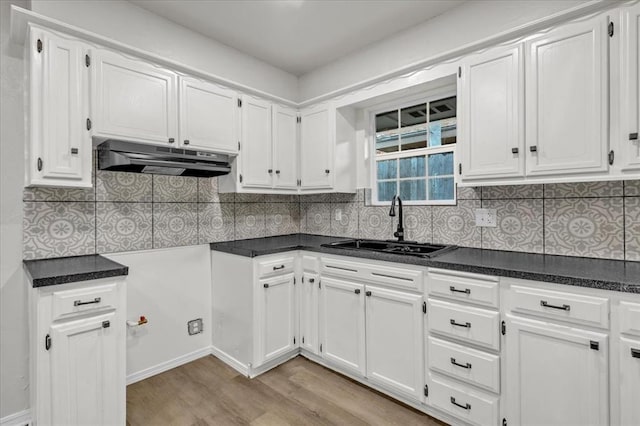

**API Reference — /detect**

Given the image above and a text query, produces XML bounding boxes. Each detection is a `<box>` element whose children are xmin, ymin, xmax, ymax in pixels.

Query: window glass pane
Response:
<box><xmin>399</xmin><ymin>155</ymin><xmax>425</xmax><ymax>178</ymax></box>
<box><xmin>400</xmin><ymin>103</ymin><xmax>427</xmax><ymax>151</ymax></box>
<box><xmin>428</xmin><ymin>152</ymin><xmax>454</xmax><ymax>177</ymax></box>
<box><xmin>377</xmin><ymin>159</ymin><xmax>397</xmax><ymax>180</ymax></box>
<box><xmin>399</xmin><ymin>179</ymin><xmax>426</xmax><ymax>201</ymax></box>
<box><xmin>378</xmin><ymin>181</ymin><xmax>396</xmax><ymax>202</ymax></box>
<box><xmin>376</xmin><ymin>110</ymin><xmax>399</xmax><ymax>153</ymax></box>
<box><xmin>428</xmin><ymin>177</ymin><xmax>455</xmax><ymax>200</ymax></box>
<box><xmin>429</xmin><ymin>96</ymin><xmax>457</xmax><ymax>146</ymax></box>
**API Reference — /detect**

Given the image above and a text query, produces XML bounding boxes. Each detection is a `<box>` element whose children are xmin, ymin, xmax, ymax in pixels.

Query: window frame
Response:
<box><xmin>368</xmin><ymin>87</ymin><xmax>458</xmax><ymax>206</ymax></box>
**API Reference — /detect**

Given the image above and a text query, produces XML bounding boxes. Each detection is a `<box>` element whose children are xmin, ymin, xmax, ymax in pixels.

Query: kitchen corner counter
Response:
<box><xmin>23</xmin><ymin>254</ymin><xmax>129</xmax><ymax>287</ymax></box>
<box><xmin>210</xmin><ymin>234</ymin><xmax>640</xmax><ymax>293</ymax></box>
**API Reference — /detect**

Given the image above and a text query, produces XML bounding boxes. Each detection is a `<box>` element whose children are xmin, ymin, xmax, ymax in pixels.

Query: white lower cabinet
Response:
<box><xmin>504</xmin><ymin>314</ymin><xmax>609</xmax><ymax>426</ymax></box>
<box><xmin>299</xmin><ymin>272</ymin><xmax>319</xmax><ymax>354</ymax></box>
<box><xmin>619</xmin><ymin>337</ymin><xmax>640</xmax><ymax>425</ymax></box>
<box><xmin>257</xmin><ymin>273</ymin><xmax>296</xmax><ymax>365</ymax></box>
<box><xmin>365</xmin><ymin>285</ymin><xmax>424</xmax><ymax>400</ymax></box>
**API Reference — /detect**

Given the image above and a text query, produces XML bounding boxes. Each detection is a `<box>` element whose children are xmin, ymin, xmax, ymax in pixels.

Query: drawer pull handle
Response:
<box><xmin>450</xmin><ymin>357</ymin><xmax>472</xmax><ymax>369</ymax></box>
<box><xmin>450</xmin><ymin>397</ymin><xmax>471</xmax><ymax>410</ymax></box>
<box><xmin>450</xmin><ymin>319</ymin><xmax>471</xmax><ymax>328</ymax></box>
<box><xmin>273</xmin><ymin>265</ymin><xmax>285</xmax><ymax>271</ymax></box>
<box><xmin>632</xmin><ymin>348</ymin><xmax>640</xmax><ymax>359</ymax></box>
<box><xmin>74</xmin><ymin>297</ymin><xmax>101</xmax><ymax>306</ymax></box>
<box><xmin>372</xmin><ymin>272</ymin><xmax>412</xmax><ymax>282</ymax></box>
<box><xmin>326</xmin><ymin>265</ymin><xmax>358</xmax><ymax>273</ymax></box>
<box><xmin>449</xmin><ymin>286</ymin><xmax>470</xmax><ymax>294</ymax></box>
<box><xmin>540</xmin><ymin>300</ymin><xmax>570</xmax><ymax>311</ymax></box>
<box><xmin>309</xmin><ymin>278</ymin><xmax>315</xmax><ymax>283</ymax></box>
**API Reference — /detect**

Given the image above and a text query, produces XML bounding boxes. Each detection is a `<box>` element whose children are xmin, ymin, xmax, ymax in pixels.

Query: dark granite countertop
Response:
<box><xmin>210</xmin><ymin>234</ymin><xmax>640</xmax><ymax>293</ymax></box>
<box><xmin>24</xmin><ymin>254</ymin><xmax>129</xmax><ymax>288</ymax></box>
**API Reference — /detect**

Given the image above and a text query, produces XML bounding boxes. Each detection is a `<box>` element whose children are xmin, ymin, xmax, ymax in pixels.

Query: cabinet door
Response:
<box><xmin>272</xmin><ymin>105</ymin><xmax>299</xmax><ymax>189</ymax></box>
<box><xmin>258</xmin><ymin>273</ymin><xmax>296</xmax><ymax>364</ymax></box>
<box><xmin>620</xmin><ymin>4</ymin><xmax>640</xmax><ymax>171</ymax></box>
<box><xmin>525</xmin><ymin>16</ymin><xmax>609</xmax><ymax>176</ymax></box>
<box><xmin>178</xmin><ymin>76</ymin><xmax>238</xmax><ymax>153</ymax></box>
<box><xmin>365</xmin><ymin>285</ymin><xmax>423</xmax><ymax>400</ymax></box>
<box><xmin>320</xmin><ymin>277</ymin><xmax>366</xmax><ymax>376</ymax></box>
<box><xmin>30</xmin><ymin>30</ymin><xmax>91</xmax><ymax>186</ymax></box>
<box><xmin>459</xmin><ymin>45</ymin><xmax>524</xmax><ymax>180</ymax></box>
<box><xmin>620</xmin><ymin>337</ymin><xmax>640</xmax><ymax>425</ymax></box>
<box><xmin>49</xmin><ymin>311</ymin><xmax>123</xmax><ymax>426</ymax></box>
<box><xmin>505</xmin><ymin>315</ymin><xmax>609</xmax><ymax>426</ymax></box>
<box><xmin>240</xmin><ymin>95</ymin><xmax>273</xmax><ymax>188</ymax></box>
<box><xmin>91</xmin><ymin>49</ymin><xmax>177</xmax><ymax>145</ymax></box>
<box><xmin>300</xmin><ymin>106</ymin><xmax>334</xmax><ymax>189</ymax></box>
<box><xmin>299</xmin><ymin>273</ymin><xmax>319</xmax><ymax>354</ymax></box>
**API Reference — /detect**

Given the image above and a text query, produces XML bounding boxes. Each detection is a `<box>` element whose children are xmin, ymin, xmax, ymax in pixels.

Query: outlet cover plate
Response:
<box><xmin>188</xmin><ymin>318</ymin><xmax>203</xmax><ymax>335</ymax></box>
<box><xmin>475</xmin><ymin>208</ymin><xmax>497</xmax><ymax>227</ymax></box>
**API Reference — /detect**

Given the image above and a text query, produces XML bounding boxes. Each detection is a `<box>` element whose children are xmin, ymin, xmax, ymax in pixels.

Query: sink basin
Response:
<box><xmin>321</xmin><ymin>239</ymin><xmax>456</xmax><ymax>258</ymax></box>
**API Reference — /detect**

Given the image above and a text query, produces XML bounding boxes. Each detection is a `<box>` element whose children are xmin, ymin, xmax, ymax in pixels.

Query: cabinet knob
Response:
<box><xmin>365</xmin><ymin>291</ymin><xmax>372</xmax><ymax>297</ymax></box>
<box><xmin>275</xmin><ymin>170</ymin><xmax>280</xmax><ymax>174</ymax></box>
<box><xmin>529</xmin><ymin>145</ymin><xmax>537</xmax><ymax>152</ymax></box>
<box><xmin>325</xmin><ymin>169</ymin><xmax>330</xmax><ymax>174</ymax></box>
<box><xmin>630</xmin><ymin>133</ymin><xmax>639</xmax><ymax>140</ymax></box>
<box><xmin>184</xmin><ymin>140</ymin><xmax>190</xmax><ymax>145</ymax></box>
<box><xmin>309</xmin><ymin>278</ymin><xmax>315</xmax><ymax>283</ymax></box>
<box><xmin>70</xmin><ymin>147</ymin><xmax>79</xmax><ymax>154</ymax></box>
<box><xmin>168</xmin><ymin>138</ymin><xmax>175</xmax><ymax>144</ymax></box>
<box><xmin>268</xmin><ymin>169</ymin><xmax>273</xmax><ymax>174</ymax></box>
<box><xmin>263</xmin><ymin>283</ymin><xmax>270</xmax><ymax>288</ymax></box>
<box><xmin>355</xmin><ymin>289</ymin><xmax>361</xmax><ymax>294</ymax></box>
<box><xmin>511</xmin><ymin>147</ymin><xmax>519</xmax><ymax>154</ymax></box>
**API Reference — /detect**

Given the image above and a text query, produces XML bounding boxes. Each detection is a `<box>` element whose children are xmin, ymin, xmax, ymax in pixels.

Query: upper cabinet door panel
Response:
<box><xmin>300</xmin><ymin>106</ymin><xmax>334</xmax><ymax>189</ymax></box>
<box><xmin>272</xmin><ymin>105</ymin><xmax>299</xmax><ymax>189</ymax></box>
<box><xmin>525</xmin><ymin>16</ymin><xmax>609</xmax><ymax>176</ymax></box>
<box><xmin>460</xmin><ymin>45</ymin><xmax>524</xmax><ymax>180</ymax></box>
<box><xmin>91</xmin><ymin>50</ymin><xmax>177</xmax><ymax>144</ymax></box>
<box><xmin>179</xmin><ymin>77</ymin><xmax>238</xmax><ymax>153</ymax></box>
<box><xmin>620</xmin><ymin>4</ymin><xmax>640</xmax><ymax>171</ymax></box>
<box><xmin>240</xmin><ymin>95</ymin><xmax>273</xmax><ymax>187</ymax></box>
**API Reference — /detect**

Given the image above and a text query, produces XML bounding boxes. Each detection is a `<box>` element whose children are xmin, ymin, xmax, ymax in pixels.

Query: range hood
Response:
<box><xmin>98</xmin><ymin>140</ymin><xmax>232</xmax><ymax>177</ymax></box>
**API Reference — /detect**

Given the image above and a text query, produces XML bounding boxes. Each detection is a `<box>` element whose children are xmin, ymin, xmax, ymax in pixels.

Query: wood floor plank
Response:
<box><xmin>127</xmin><ymin>355</ymin><xmax>448</xmax><ymax>426</ymax></box>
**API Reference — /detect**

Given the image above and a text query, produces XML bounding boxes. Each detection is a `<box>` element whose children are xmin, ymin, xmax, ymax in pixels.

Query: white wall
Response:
<box><xmin>298</xmin><ymin>0</ymin><xmax>588</xmax><ymax>102</ymax></box>
<box><xmin>0</xmin><ymin>0</ymin><xmax>30</xmax><ymax>419</ymax></box>
<box><xmin>29</xmin><ymin>0</ymin><xmax>299</xmax><ymax>102</ymax></box>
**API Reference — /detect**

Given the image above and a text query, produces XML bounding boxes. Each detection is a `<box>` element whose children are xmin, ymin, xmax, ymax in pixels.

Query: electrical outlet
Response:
<box><xmin>475</xmin><ymin>208</ymin><xmax>497</xmax><ymax>227</ymax></box>
<box><xmin>187</xmin><ymin>318</ymin><xmax>203</xmax><ymax>335</ymax></box>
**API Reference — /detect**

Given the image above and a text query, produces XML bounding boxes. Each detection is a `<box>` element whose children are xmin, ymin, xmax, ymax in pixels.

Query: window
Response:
<box><xmin>372</xmin><ymin>94</ymin><xmax>457</xmax><ymax>205</ymax></box>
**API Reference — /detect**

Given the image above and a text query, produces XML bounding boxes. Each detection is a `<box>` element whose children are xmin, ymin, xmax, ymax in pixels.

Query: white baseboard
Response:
<box><xmin>126</xmin><ymin>346</ymin><xmax>212</xmax><ymax>385</ymax></box>
<box><xmin>0</xmin><ymin>409</ymin><xmax>31</xmax><ymax>426</ymax></box>
<box><xmin>209</xmin><ymin>345</ymin><xmax>249</xmax><ymax>376</ymax></box>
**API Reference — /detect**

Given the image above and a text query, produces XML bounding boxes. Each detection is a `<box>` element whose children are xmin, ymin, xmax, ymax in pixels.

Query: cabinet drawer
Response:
<box><xmin>428</xmin><ymin>299</ymin><xmax>500</xmax><ymax>350</ymax></box>
<box><xmin>509</xmin><ymin>285</ymin><xmax>609</xmax><ymax>328</ymax></box>
<box><xmin>620</xmin><ymin>301</ymin><xmax>640</xmax><ymax>336</ymax></box>
<box><xmin>302</xmin><ymin>255</ymin><xmax>319</xmax><ymax>273</ymax></box>
<box><xmin>428</xmin><ymin>269</ymin><xmax>498</xmax><ymax>308</ymax></box>
<box><xmin>366</xmin><ymin>263</ymin><xmax>423</xmax><ymax>291</ymax></box>
<box><xmin>427</xmin><ymin>373</ymin><xmax>499</xmax><ymax>426</ymax></box>
<box><xmin>257</xmin><ymin>257</ymin><xmax>295</xmax><ymax>278</ymax></box>
<box><xmin>321</xmin><ymin>258</ymin><xmax>362</xmax><ymax>280</ymax></box>
<box><xmin>427</xmin><ymin>336</ymin><xmax>500</xmax><ymax>393</ymax></box>
<box><xmin>52</xmin><ymin>283</ymin><xmax>118</xmax><ymax>320</ymax></box>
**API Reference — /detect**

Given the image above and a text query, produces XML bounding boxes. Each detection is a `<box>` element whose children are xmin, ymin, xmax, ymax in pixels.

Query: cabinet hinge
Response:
<box><xmin>608</xmin><ymin>150</ymin><xmax>615</xmax><ymax>165</ymax></box>
<box><xmin>238</xmin><ymin>141</ymin><xmax>241</xmax><ymax>151</ymax></box>
<box><xmin>85</xmin><ymin>54</ymin><xmax>90</xmax><ymax>67</ymax></box>
<box><xmin>318</xmin><ymin>280</ymin><xmax>321</xmax><ymax>289</ymax></box>
<box><xmin>294</xmin><ymin>277</ymin><xmax>296</xmax><ymax>285</ymax></box>
<box><xmin>37</xmin><ymin>157</ymin><xmax>43</xmax><ymax>172</ymax></box>
<box><xmin>608</xmin><ymin>21</ymin><xmax>614</xmax><ymax>37</ymax></box>
<box><xmin>501</xmin><ymin>320</ymin><xmax>506</xmax><ymax>335</ymax></box>
<box><xmin>302</xmin><ymin>336</ymin><xmax>305</xmax><ymax>344</ymax></box>
<box><xmin>458</xmin><ymin>163</ymin><xmax>462</xmax><ymax>175</ymax></box>
<box><xmin>302</xmin><ymin>276</ymin><xmax>304</xmax><ymax>283</ymax></box>
<box><xmin>458</xmin><ymin>66</ymin><xmax>461</xmax><ymax>78</ymax></box>
<box><xmin>86</xmin><ymin>118</ymin><xmax>92</xmax><ymax>131</ymax></box>
<box><xmin>36</xmin><ymin>38</ymin><xmax>42</xmax><ymax>53</ymax></box>
<box><xmin>422</xmin><ymin>301</ymin><xmax>427</xmax><ymax>314</ymax></box>
<box><xmin>237</xmin><ymin>98</ymin><xmax>242</xmax><ymax>107</ymax></box>
<box><xmin>424</xmin><ymin>384</ymin><xmax>429</xmax><ymax>397</ymax></box>
<box><xmin>503</xmin><ymin>418</ymin><xmax>507</xmax><ymax>426</ymax></box>
<box><xmin>239</xmin><ymin>174</ymin><xmax>243</xmax><ymax>183</ymax></box>
<box><xmin>320</xmin><ymin>343</ymin><xmax>323</xmax><ymax>352</ymax></box>
<box><xmin>293</xmin><ymin>337</ymin><xmax>296</xmax><ymax>344</ymax></box>
<box><xmin>590</xmin><ymin>340</ymin><xmax>599</xmax><ymax>351</ymax></box>
<box><xmin>297</xmin><ymin>116</ymin><xmax>301</xmax><ymax>124</ymax></box>
<box><xmin>45</xmin><ymin>334</ymin><xmax>51</xmax><ymax>351</ymax></box>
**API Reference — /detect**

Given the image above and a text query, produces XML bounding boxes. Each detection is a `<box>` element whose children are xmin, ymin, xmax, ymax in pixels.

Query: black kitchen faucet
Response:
<box><xmin>389</xmin><ymin>195</ymin><xmax>404</xmax><ymax>242</ymax></box>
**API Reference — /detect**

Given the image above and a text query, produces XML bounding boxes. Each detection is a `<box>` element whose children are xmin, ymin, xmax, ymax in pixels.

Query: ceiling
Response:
<box><xmin>129</xmin><ymin>0</ymin><xmax>466</xmax><ymax>76</ymax></box>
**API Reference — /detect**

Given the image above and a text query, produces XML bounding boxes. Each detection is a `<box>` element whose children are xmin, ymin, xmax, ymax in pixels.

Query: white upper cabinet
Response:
<box><xmin>300</xmin><ymin>105</ymin><xmax>334</xmax><ymax>189</ymax></box>
<box><xmin>178</xmin><ymin>76</ymin><xmax>238</xmax><ymax>153</ymax></box>
<box><xmin>525</xmin><ymin>15</ymin><xmax>609</xmax><ymax>176</ymax></box>
<box><xmin>272</xmin><ymin>105</ymin><xmax>299</xmax><ymax>189</ymax></box>
<box><xmin>28</xmin><ymin>27</ymin><xmax>91</xmax><ymax>187</ymax></box>
<box><xmin>257</xmin><ymin>273</ymin><xmax>296</xmax><ymax>365</ymax></box>
<box><xmin>459</xmin><ymin>44</ymin><xmax>524</xmax><ymax>180</ymax></box>
<box><xmin>240</xmin><ymin>95</ymin><xmax>273</xmax><ymax>188</ymax></box>
<box><xmin>618</xmin><ymin>3</ymin><xmax>640</xmax><ymax>171</ymax></box>
<box><xmin>90</xmin><ymin>49</ymin><xmax>178</xmax><ymax>145</ymax></box>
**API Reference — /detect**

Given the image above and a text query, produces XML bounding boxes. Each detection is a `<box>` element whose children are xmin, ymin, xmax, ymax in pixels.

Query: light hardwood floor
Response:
<box><xmin>127</xmin><ymin>355</ymin><xmax>447</xmax><ymax>426</ymax></box>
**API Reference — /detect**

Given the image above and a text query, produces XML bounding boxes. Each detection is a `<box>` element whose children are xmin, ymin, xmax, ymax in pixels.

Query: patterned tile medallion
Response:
<box><xmin>481</xmin><ymin>199</ymin><xmax>543</xmax><ymax>253</ymax></box>
<box><xmin>544</xmin><ymin>181</ymin><xmax>623</xmax><ymax>198</ymax></box>
<box><xmin>625</xmin><ymin>179</ymin><xmax>640</xmax><ymax>197</ymax></box>
<box><xmin>198</xmin><ymin>178</ymin><xmax>221</xmax><ymax>203</ymax></box>
<box><xmin>625</xmin><ymin>197</ymin><xmax>640</xmax><ymax>261</ymax></box>
<box><xmin>432</xmin><ymin>200</ymin><xmax>481</xmax><ymax>248</ymax></box>
<box><xmin>153</xmin><ymin>175</ymin><xmax>198</xmax><ymax>202</ymax></box>
<box><xmin>457</xmin><ymin>186</ymin><xmax>481</xmax><ymax>200</ymax></box>
<box><xmin>266</xmin><ymin>203</ymin><xmax>300</xmax><ymax>237</ymax></box>
<box><xmin>235</xmin><ymin>203</ymin><xmax>266</xmax><ymax>239</ymax></box>
<box><xmin>358</xmin><ymin>206</ymin><xmax>392</xmax><ymax>240</ymax></box>
<box><xmin>96</xmin><ymin>202</ymin><xmax>152</xmax><ymax>253</ymax></box>
<box><xmin>153</xmin><ymin>203</ymin><xmax>198</xmax><ymax>248</ymax></box>
<box><xmin>23</xmin><ymin>202</ymin><xmax>95</xmax><ymax>259</ymax></box>
<box><xmin>198</xmin><ymin>203</ymin><xmax>235</xmax><ymax>244</ymax></box>
<box><xmin>330</xmin><ymin>203</ymin><xmax>359</xmax><ymax>238</ymax></box>
<box><xmin>96</xmin><ymin>171</ymin><xmax>152</xmax><ymax>202</ymax></box>
<box><xmin>303</xmin><ymin>203</ymin><xmax>331</xmax><ymax>236</ymax></box>
<box><xmin>544</xmin><ymin>198</ymin><xmax>624</xmax><ymax>259</ymax></box>
<box><xmin>403</xmin><ymin>206</ymin><xmax>432</xmax><ymax>243</ymax></box>
<box><xmin>482</xmin><ymin>185</ymin><xmax>543</xmax><ymax>199</ymax></box>
<box><xmin>23</xmin><ymin>186</ymin><xmax>95</xmax><ymax>202</ymax></box>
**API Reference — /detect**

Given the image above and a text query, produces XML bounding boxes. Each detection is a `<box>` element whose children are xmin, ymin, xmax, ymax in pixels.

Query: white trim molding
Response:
<box><xmin>0</xmin><ymin>409</ymin><xmax>31</xmax><ymax>426</ymax></box>
<box><xmin>126</xmin><ymin>346</ymin><xmax>212</xmax><ymax>386</ymax></box>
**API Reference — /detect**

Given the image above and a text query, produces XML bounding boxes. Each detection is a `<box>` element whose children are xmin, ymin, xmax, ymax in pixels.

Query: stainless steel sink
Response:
<box><xmin>321</xmin><ymin>239</ymin><xmax>456</xmax><ymax>258</ymax></box>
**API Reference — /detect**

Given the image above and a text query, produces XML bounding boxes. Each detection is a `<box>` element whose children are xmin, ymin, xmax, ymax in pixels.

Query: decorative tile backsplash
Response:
<box><xmin>22</xmin><ymin>165</ymin><xmax>640</xmax><ymax>262</ymax></box>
